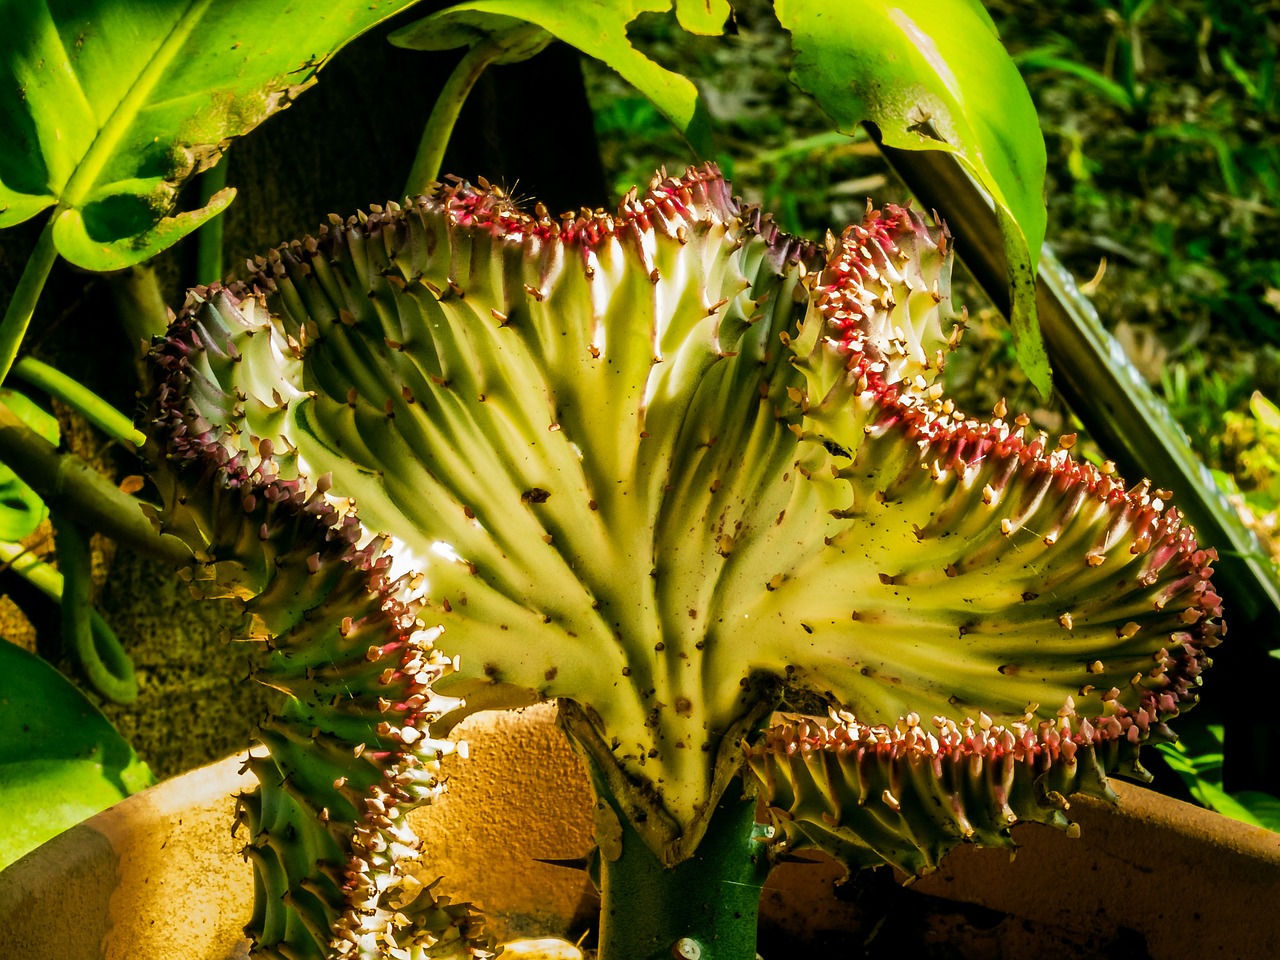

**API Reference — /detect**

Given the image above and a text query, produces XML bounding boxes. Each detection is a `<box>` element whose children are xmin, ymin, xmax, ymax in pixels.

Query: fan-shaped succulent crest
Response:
<box><xmin>149</xmin><ymin>164</ymin><xmax>1221</xmax><ymax>956</ymax></box>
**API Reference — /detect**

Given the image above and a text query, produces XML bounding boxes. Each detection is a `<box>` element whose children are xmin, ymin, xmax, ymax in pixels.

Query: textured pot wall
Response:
<box><xmin>0</xmin><ymin>749</ymin><xmax>254</xmax><ymax>960</ymax></box>
<box><xmin>4</xmin><ymin>703</ymin><xmax>1280</xmax><ymax>959</ymax></box>
<box><xmin>764</xmin><ymin>780</ymin><xmax>1280</xmax><ymax>959</ymax></box>
<box><xmin>404</xmin><ymin>707</ymin><xmax>599</xmax><ymax>937</ymax></box>
<box><xmin>912</xmin><ymin>780</ymin><xmax>1280</xmax><ymax>958</ymax></box>
<box><xmin>0</xmin><ymin>705</ymin><xmax>599</xmax><ymax>960</ymax></box>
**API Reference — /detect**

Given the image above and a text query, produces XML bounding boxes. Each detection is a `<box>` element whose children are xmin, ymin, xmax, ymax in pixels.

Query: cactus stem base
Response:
<box><xmin>593</xmin><ymin>775</ymin><xmax>768</xmax><ymax>960</ymax></box>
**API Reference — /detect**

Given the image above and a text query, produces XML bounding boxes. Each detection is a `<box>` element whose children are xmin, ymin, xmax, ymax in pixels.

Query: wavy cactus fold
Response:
<box><xmin>149</xmin><ymin>164</ymin><xmax>1222</xmax><ymax>959</ymax></box>
<box><xmin>145</xmin><ymin>439</ymin><xmax>493</xmax><ymax>957</ymax></box>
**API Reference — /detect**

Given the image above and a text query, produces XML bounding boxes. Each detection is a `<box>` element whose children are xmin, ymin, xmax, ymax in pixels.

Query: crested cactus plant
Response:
<box><xmin>148</xmin><ymin>164</ymin><xmax>1223</xmax><ymax>960</ymax></box>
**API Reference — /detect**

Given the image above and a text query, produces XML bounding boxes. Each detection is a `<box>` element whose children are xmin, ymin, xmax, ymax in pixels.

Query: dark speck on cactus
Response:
<box><xmin>148</xmin><ymin>164</ymin><xmax>1222</xmax><ymax>959</ymax></box>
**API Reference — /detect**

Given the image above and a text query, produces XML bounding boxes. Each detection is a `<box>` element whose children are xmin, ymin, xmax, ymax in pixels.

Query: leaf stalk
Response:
<box><xmin>0</xmin><ymin>216</ymin><xmax>60</xmax><ymax>385</ymax></box>
<box><xmin>403</xmin><ymin>37</ymin><xmax>509</xmax><ymax>196</ymax></box>
<box><xmin>196</xmin><ymin>156</ymin><xmax>230</xmax><ymax>286</ymax></box>
<box><xmin>52</xmin><ymin>515</ymin><xmax>138</xmax><ymax>703</ymax></box>
<box><xmin>0</xmin><ymin>535</ymin><xmax>136</xmax><ymax>703</ymax></box>
<box><xmin>0</xmin><ymin>397</ymin><xmax>189</xmax><ymax>566</ymax></box>
<box><xmin>12</xmin><ymin>356</ymin><xmax>145</xmax><ymax>448</ymax></box>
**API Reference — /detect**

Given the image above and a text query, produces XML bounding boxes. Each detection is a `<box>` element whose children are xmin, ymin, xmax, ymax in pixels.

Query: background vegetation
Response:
<box><xmin>591</xmin><ymin>0</ymin><xmax>1280</xmax><ymax>540</ymax></box>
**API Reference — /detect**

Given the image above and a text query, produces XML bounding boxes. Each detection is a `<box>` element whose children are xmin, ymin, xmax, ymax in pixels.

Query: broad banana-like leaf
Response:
<box><xmin>0</xmin><ymin>0</ymin><xmax>422</xmax><ymax>269</ymax></box>
<box><xmin>150</xmin><ymin>167</ymin><xmax>1220</xmax><ymax>953</ymax></box>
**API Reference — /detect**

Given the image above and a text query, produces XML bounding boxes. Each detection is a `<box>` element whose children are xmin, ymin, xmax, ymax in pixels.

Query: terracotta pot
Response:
<box><xmin>2</xmin><ymin>703</ymin><xmax>1278</xmax><ymax>959</ymax></box>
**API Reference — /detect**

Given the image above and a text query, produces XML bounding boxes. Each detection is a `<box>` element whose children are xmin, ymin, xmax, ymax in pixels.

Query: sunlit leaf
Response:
<box><xmin>50</xmin><ymin>186</ymin><xmax>236</xmax><ymax>272</ymax></box>
<box><xmin>0</xmin><ymin>0</ymin><xmax>424</xmax><ymax>269</ymax></box>
<box><xmin>674</xmin><ymin>0</ymin><xmax>732</xmax><ymax>35</ymax></box>
<box><xmin>0</xmin><ymin>640</ymin><xmax>152</xmax><ymax>869</ymax></box>
<box><xmin>0</xmin><ymin>389</ymin><xmax>58</xmax><ymax>542</ymax></box>
<box><xmin>1157</xmin><ymin>727</ymin><xmax>1280</xmax><ymax>833</ymax></box>
<box><xmin>402</xmin><ymin>0</ymin><xmax>711</xmax><ymax>154</ymax></box>
<box><xmin>1251</xmin><ymin>390</ymin><xmax>1280</xmax><ymax>432</ymax></box>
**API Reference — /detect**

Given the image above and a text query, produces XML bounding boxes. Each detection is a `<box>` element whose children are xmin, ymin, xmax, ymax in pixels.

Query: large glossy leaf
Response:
<box><xmin>0</xmin><ymin>389</ymin><xmax>58</xmax><ymax>542</ymax></box>
<box><xmin>0</xmin><ymin>0</ymin><xmax>423</xmax><ymax>270</ymax></box>
<box><xmin>0</xmin><ymin>640</ymin><xmax>152</xmax><ymax>869</ymax></box>
<box><xmin>392</xmin><ymin>0</ymin><xmax>712</xmax><ymax>154</ymax></box>
<box><xmin>774</xmin><ymin>0</ymin><xmax>1050</xmax><ymax>395</ymax></box>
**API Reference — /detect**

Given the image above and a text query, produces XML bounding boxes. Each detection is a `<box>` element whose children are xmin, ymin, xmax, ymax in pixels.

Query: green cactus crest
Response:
<box><xmin>149</xmin><ymin>165</ymin><xmax>1222</xmax><ymax>960</ymax></box>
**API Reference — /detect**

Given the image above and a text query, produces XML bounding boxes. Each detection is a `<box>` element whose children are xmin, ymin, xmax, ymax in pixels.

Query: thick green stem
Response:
<box><xmin>52</xmin><ymin>514</ymin><xmax>138</xmax><ymax>703</ymax></box>
<box><xmin>598</xmin><ymin>782</ymin><xmax>769</xmax><ymax>960</ymax></box>
<box><xmin>13</xmin><ymin>356</ymin><xmax>145</xmax><ymax>448</ymax></box>
<box><xmin>403</xmin><ymin>39</ymin><xmax>508</xmax><ymax>197</ymax></box>
<box><xmin>0</xmin><ymin>397</ymin><xmax>190</xmax><ymax>566</ymax></box>
<box><xmin>196</xmin><ymin>156</ymin><xmax>229</xmax><ymax>286</ymax></box>
<box><xmin>0</xmin><ymin>537</ymin><xmax>137</xmax><ymax>703</ymax></box>
<box><xmin>0</xmin><ymin>215</ymin><xmax>60</xmax><ymax>386</ymax></box>
<box><xmin>593</xmin><ymin>773</ymin><xmax>770</xmax><ymax>960</ymax></box>
<box><xmin>109</xmin><ymin>264</ymin><xmax>170</xmax><ymax>347</ymax></box>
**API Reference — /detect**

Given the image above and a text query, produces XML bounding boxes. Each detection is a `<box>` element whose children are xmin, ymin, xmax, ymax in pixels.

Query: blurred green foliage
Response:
<box><xmin>1223</xmin><ymin>391</ymin><xmax>1280</xmax><ymax>514</ymax></box>
<box><xmin>1158</xmin><ymin>725</ymin><xmax>1280</xmax><ymax>830</ymax></box>
<box><xmin>998</xmin><ymin>0</ymin><xmax>1280</xmax><ymax>352</ymax></box>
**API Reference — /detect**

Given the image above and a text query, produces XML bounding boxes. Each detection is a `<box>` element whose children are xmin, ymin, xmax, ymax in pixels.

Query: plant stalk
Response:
<box><xmin>52</xmin><ymin>515</ymin><xmax>138</xmax><ymax>703</ymax></box>
<box><xmin>0</xmin><ymin>537</ymin><xmax>137</xmax><ymax>703</ymax></box>
<box><xmin>12</xmin><ymin>356</ymin><xmax>145</xmax><ymax>448</ymax></box>
<box><xmin>0</xmin><ymin>215</ymin><xmax>60</xmax><ymax>386</ymax></box>
<box><xmin>403</xmin><ymin>38</ymin><xmax>509</xmax><ymax>197</ymax></box>
<box><xmin>583</xmin><ymin>759</ymin><xmax>769</xmax><ymax>960</ymax></box>
<box><xmin>196</xmin><ymin>155</ymin><xmax>229</xmax><ymax>286</ymax></box>
<box><xmin>0</xmin><ymin>397</ymin><xmax>190</xmax><ymax>566</ymax></box>
<box><xmin>108</xmin><ymin>264</ymin><xmax>172</xmax><ymax>387</ymax></box>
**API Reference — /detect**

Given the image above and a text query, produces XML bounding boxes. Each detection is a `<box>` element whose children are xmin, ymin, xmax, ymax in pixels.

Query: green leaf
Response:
<box><xmin>51</xmin><ymin>186</ymin><xmax>236</xmax><ymax>272</ymax></box>
<box><xmin>1251</xmin><ymin>390</ymin><xmax>1280</xmax><ymax>432</ymax></box>
<box><xmin>674</xmin><ymin>0</ymin><xmax>732</xmax><ymax>35</ymax></box>
<box><xmin>1232</xmin><ymin>791</ymin><xmax>1280</xmax><ymax>832</ymax></box>
<box><xmin>1015</xmin><ymin>48</ymin><xmax>1137</xmax><ymax>112</ymax></box>
<box><xmin>388</xmin><ymin>9</ymin><xmax>553</xmax><ymax>64</ymax></box>
<box><xmin>407</xmin><ymin>0</ymin><xmax>712</xmax><ymax>154</ymax></box>
<box><xmin>0</xmin><ymin>388</ymin><xmax>58</xmax><ymax>542</ymax></box>
<box><xmin>0</xmin><ymin>640</ymin><xmax>152</xmax><ymax>869</ymax></box>
<box><xmin>774</xmin><ymin>0</ymin><xmax>1050</xmax><ymax>395</ymax></box>
<box><xmin>1156</xmin><ymin>728</ymin><xmax>1280</xmax><ymax>833</ymax></box>
<box><xmin>0</xmin><ymin>0</ymin><xmax>425</xmax><ymax>270</ymax></box>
